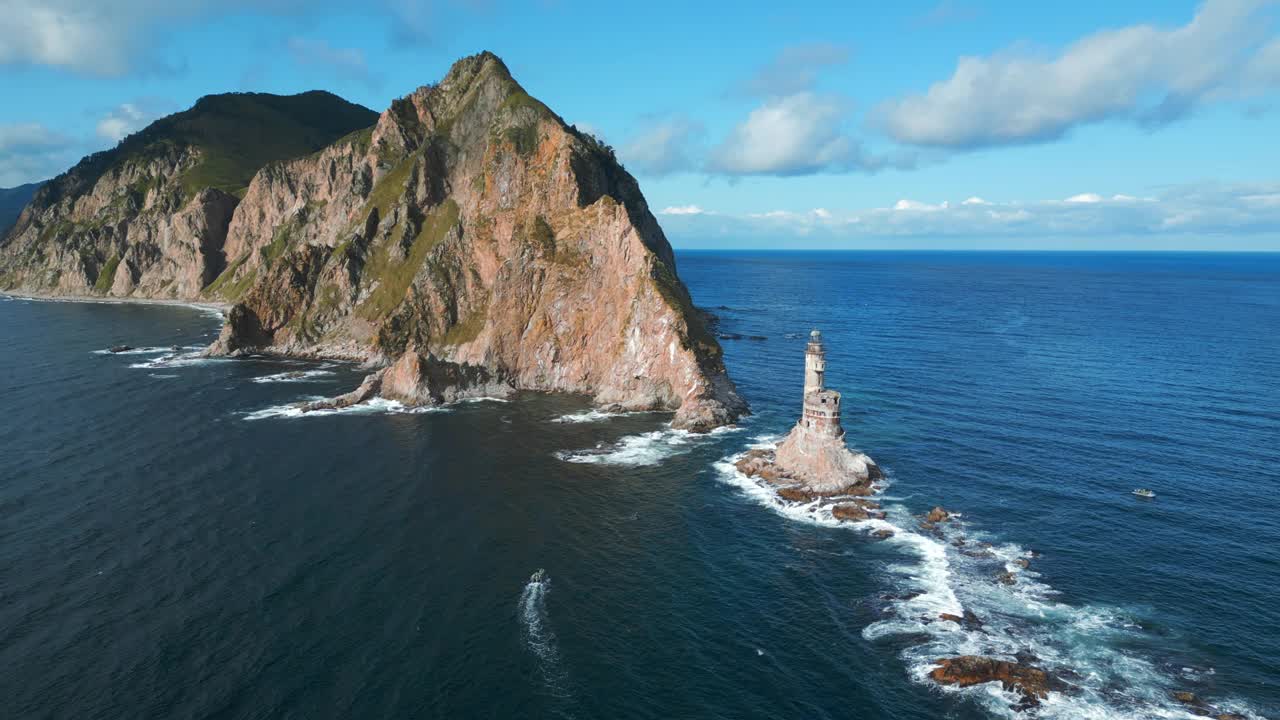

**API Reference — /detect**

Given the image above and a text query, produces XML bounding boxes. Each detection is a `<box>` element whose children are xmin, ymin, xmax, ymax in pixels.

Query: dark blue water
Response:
<box><xmin>1</xmin><ymin>252</ymin><xmax>1276</xmax><ymax>719</ymax></box>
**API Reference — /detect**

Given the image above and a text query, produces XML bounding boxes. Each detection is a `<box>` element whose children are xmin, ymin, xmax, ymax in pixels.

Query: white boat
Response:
<box><xmin>1132</xmin><ymin>488</ymin><xmax>1156</xmax><ymax>498</ymax></box>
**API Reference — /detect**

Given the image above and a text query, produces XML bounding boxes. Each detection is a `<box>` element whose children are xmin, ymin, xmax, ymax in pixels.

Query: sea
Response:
<box><xmin>1</xmin><ymin>251</ymin><xmax>1276</xmax><ymax>720</ymax></box>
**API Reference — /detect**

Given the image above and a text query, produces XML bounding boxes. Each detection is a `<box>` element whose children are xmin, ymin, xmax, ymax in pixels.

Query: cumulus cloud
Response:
<box><xmin>620</xmin><ymin>116</ymin><xmax>704</xmax><ymax>176</ymax></box>
<box><xmin>656</xmin><ymin>182</ymin><xmax>1280</xmax><ymax>241</ymax></box>
<box><xmin>877</xmin><ymin>0</ymin><xmax>1280</xmax><ymax>148</ymax></box>
<box><xmin>0</xmin><ymin>123</ymin><xmax>77</xmax><ymax>185</ymax></box>
<box><xmin>0</xmin><ymin>0</ymin><xmax>228</xmax><ymax>75</ymax></box>
<box><xmin>95</xmin><ymin>104</ymin><xmax>152</xmax><ymax>143</ymax></box>
<box><xmin>286</xmin><ymin>37</ymin><xmax>381</xmax><ymax>88</ymax></box>
<box><xmin>708</xmin><ymin>92</ymin><xmax>916</xmax><ymax>176</ymax></box>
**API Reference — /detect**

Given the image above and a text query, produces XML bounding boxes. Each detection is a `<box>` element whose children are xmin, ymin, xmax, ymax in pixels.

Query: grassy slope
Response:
<box><xmin>45</xmin><ymin>91</ymin><xmax>378</xmax><ymax>203</ymax></box>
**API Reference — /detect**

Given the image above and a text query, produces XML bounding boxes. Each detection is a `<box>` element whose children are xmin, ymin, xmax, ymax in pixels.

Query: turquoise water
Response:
<box><xmin>0</xmin><ymin>251</ymin><xmax>1276</xmax><ymax>718</ymax></box>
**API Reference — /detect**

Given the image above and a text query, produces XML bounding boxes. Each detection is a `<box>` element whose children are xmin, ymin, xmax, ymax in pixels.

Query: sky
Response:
<box><xmin>1</xmin><ymin>0</ymin><xmax>1278</xmax><ymax>249</ymax></box>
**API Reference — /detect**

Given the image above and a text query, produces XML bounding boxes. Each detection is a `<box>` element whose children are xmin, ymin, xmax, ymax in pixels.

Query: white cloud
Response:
<box><xmin>708</xmin><ymin>92</ymin><xmax>911</xmax><ymax>176</ymax></box>
<box><xmin>1065</xmin><ymin>193</ymin><xmax>1104</xmax><ymax>204</ymax></box>
<box><xmin>962</xmin><ymin>196</ymin><xmax>991</xmax><ymax>205</ymax></box>
<box><xmin>620</xmin><ymin>117</ymin><xmax>703</xmax><ymax>177</ymax></box>
<box><xmin>95</xmin><ymin>103</ymin><xmax>151</xmax><ymax>143</ymax></box>
<box><xmin>654</xmin><ymin>182</ymin><xmax>1280</xmax><ymax>241</ymax></box>
<box><xmin>893</xmin><ymin>199</ymin><xmax>949</xmax><ymax>211</ymax></box>
<box><xmin>877</xmin><ymin>0</ymin><xmax>1280</xmax><ymax>148</ymax></box>
<box><xmin>659</xmin><ymin>205</ymin><xmax>707</xmax><ymax>216</ymax></box>
<box><xmin>0</xmin><ymin>122</ymin><xmax>76</xmax><ymax>185</ymax></box>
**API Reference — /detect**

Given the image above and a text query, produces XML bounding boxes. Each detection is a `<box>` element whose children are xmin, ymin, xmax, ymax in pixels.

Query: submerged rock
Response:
<box><xmin>107</xmin><ymin>345</ymin><xmax>134</xmax><ymax>353</ymax></box>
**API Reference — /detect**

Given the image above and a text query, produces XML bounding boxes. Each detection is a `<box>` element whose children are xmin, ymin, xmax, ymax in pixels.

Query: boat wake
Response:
<box><xmin>714</xmin><ymin>444</ymin><xmax>1264</xmax><ymax>720</ymax></box>
<box><xmin>519</xmin><ymin>569</ymin><xmax>573</xmax><ymax>702</ymax></box>
<box><xmin>555</xmin><ymin>424</ymin><xmax>739</xmax><ymax>467</ymax></box>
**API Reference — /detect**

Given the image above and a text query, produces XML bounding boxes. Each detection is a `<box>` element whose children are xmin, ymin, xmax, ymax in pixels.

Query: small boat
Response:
<box><xmin>1132</xmin><ymin>488</ymin><xmax>1156</xmax><ymax>498</ymax></box>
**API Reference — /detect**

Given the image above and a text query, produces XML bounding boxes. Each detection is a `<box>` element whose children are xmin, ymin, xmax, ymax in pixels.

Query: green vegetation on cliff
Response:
<box><xmin>43</xmin><ymin>91</ymin><xmax>378</xmax><ymax>205</ymax></box>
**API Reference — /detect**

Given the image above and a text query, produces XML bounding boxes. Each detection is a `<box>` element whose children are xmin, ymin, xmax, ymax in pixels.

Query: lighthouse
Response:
<box><xmin>798</xmin><ymin>329</ymin><xmax>843</xmax><ymax>438</ymax></box>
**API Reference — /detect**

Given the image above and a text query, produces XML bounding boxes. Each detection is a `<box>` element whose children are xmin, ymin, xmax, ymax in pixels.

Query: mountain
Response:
<box><xmin>0</xmin><ymin>182</ymin><xmax>42</xmax><ymax>236</ymax></box>
<box><xmin>0</xmin><ymin>91</ymin><xmax>377</xmax><ymax>297</ymax></box>
<box><xmin>0</xmin><ymin>52</ymin><xmax>745</xmax><ymax>430</ymax></box>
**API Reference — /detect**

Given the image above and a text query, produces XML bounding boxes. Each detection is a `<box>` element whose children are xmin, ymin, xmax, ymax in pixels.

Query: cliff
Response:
<box><xmin>205</xmin><ymin>52</ymin><xmax>745</xmax><ymax>430</ymax></box>
<box><xmin>0</xmin><ymin>92</ymin><xmax>376</xmax><ymax>298</ymax></box>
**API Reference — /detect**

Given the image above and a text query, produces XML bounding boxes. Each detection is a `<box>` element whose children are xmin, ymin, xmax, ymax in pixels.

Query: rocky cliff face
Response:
<box><xmin>0</xmin><ymin>92</ymin><xmax>376</xmax><ymax>299</ymax></box>
<box><xmin>204</xmin><ymin>53</ymin><xmax>745</xmax><ymax>430</ymax></box>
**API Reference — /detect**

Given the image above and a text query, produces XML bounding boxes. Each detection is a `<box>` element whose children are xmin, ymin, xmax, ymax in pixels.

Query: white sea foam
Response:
<box><xmin>713</xmin><ymin>444</ymin><xmax>1266</xmax><ymax>720</ymax></box>
<box><xmin>250</xmin><ymin>370</ymin><xmax>336</xmax><ymax>384</ymax></box>
<box><xmin>127</xmin><ymin>349</ymin><xmax>225</xmax><ymax>369</ymax></box>
<box><xmin>242</xmin><ymin>397</ymin><xmax>451</xmax><ymax>421</ymax></box>
<box><xmin>148</xmin><ymin>374</ymin><xmax>179</xmax><ymax>380</ymax></box>
<box><xmin>556</xmin><ymin>423</ymin><xmax>740</xmax><ymax>466</ymax></box>
<box><xmin>518</xmin><ymin>569</ymin><xmax>571</xmax><ymax>698</ymax></box>
<box><xmin>454</xmin><ymin>396</ymin><xmax>511</xmax><ymax>404</ymax></box>
<box><xmin>551</xmin><ymin>409</ymin><xmax>628</xmax><ymax>423</ymax></box>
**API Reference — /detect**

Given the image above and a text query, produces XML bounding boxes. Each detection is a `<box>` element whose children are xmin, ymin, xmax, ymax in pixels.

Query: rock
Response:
<box><xmin>952</xmin><ymin>538</ymin><xmax>966</xmax><ymax>547</ymax></box>
<box><xmin>1171</xmin><ymin>691</ymin><xmax>1248</xmax><ymax>719</ymax></box>
<box><xmin>299</xmin><ymin>369</ymin><xmax>384</xmax><ymax>412</ymax></box>
<box><xmin>872</xmin><ymin>529</ymin><xmax>894</xmax><ymax>540</ymax></box>
<box><xmin>108</xmin><ymin>345</ymin><xmax>134</xmax><ymax>353</ymax></box>
<box><xmin>996</xmin><ymin>571</ymin><xmax>1017</xmax><ymax>586</ymax></box>
<box><xmin>929</xmin><ymin>656</ymin><xmax>1065</xmax><ymax>709</ymax></box>
<box><xmin>7</xmin><ymin>53</ymin><xmax>748</xmax><ymax>431</ymax></box>
<box><xmin>938</xmin><ymin>610</ymin><xmax>983</xmax><ymax>629</ymax></box>
<box><xmin>777</xmin><ymin>486</ymin><xmax>818</xmax><ymax>503</ymax></box>
<box><xmin>961</xmin><ymin>548</ymin><xmax>996</xmax><ymax>559</ymax></box>
<box><xmin>926</xmin><ymin>506</ymin><xmax>952</xmax><ymax>523</ymax></box>
<box><xmin>1013</xmin><ymin>558</ymin><xmax>1031</xmax><ymax>569</ymax></box>
<box><xmin>832</xmin><ymin>504</ymin><xmax>872</xmax><ymax>521</ymax></box>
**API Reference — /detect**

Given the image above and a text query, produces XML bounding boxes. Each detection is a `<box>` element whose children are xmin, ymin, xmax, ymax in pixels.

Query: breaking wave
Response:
<box><xmin>518</xmin><ymin>569</ymin><xmax>572</xmax><ymax>700</ymax></box>
<box><xmin>242</xmin><ymin>397</ymin><xmax>451</xmax><ymax>421</ymax></box>
<box><xmin>555</xmin><ymin>424</ymin><xmax>739</xmax><ymax>466</ymax></box>
<box><xmin>551</xmin><ymin>409</ymin><xmax>628</xmax><ymax>424</ymax></box>
<box><xmin>250</xmin><ymin>370</ymin><xmax>336</xmax><ymax>384</ymax></box>
<box><xmin>91</xmin><ymin>346</ymin><xmax>174</xmax><ymax>356</ymax></box>
<box><xmin>126</xmin><ymin>347</ymin><xmax>222</xmax><ymax>369</ymax></box>
<box><xmin>713</xmin><ymin>445</ymin><xmax>1265</xmax><ymax>720</ymax></box>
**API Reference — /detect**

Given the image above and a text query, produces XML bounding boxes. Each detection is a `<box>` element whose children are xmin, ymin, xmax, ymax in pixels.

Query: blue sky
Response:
<box><xmin>1</xmin><ymin>0</ymin><xmax>1278</xmax><ymax>249</ymax></box>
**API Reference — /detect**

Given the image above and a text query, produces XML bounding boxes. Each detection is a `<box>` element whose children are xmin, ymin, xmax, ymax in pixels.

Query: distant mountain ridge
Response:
<box><xmin>0</xmin><ymin>182</ymin><xmax>42</xmax><ymax>237</ymax></box>
<box><xmin>0</xmin><ymin>91</ymin><xmax>376</xmax><ymax>297</ymax></box>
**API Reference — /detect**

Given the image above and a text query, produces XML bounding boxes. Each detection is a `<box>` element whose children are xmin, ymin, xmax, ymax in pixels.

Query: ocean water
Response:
<box><xmin>1</xmin><ymin>251</ymin><xmax>1276</xmax><ymax>719</ymax></box>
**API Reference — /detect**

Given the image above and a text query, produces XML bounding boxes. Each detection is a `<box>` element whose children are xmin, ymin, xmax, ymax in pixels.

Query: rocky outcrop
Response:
<box><xmin>203</xmin><ymin>52</ymin><xmax>744</xmax><ymax>430</ymax></box>
<box><xmin>0</xmin><ymin>92</ymin><xmax>376</xmax><ymax>299</ymax></box>
<box><xmin>929</xmin><ymin>656</ymin><xmax>1066</xmax><ymax>710</ymax></box>
<box><xmin>773</xmin><ymin>420</ymin><xmax>880</xmax><ymax>493</ymax></box>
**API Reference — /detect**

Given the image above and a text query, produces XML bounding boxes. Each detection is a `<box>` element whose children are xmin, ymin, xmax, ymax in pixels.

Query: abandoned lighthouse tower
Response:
<box><xmin>765</xmin><ymin>328</ymin><xmax>881</xmax><ymax>494</ymax></box>
<box><xmin>799</xmin><ymin>330</ymin><xmax>843</xmax><ymax>436</ymax></box>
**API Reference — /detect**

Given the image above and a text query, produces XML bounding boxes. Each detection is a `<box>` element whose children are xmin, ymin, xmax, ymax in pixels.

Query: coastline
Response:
<box><xmin>0</xmin><ymin>290</ymin><xmax>230</xmax><ymax>315</ymax></box>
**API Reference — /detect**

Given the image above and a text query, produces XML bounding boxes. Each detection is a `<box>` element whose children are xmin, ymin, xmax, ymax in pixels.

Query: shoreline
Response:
<box><xmin>0</xmin><ymin>290</ymin><xmax>230</xmax><ymax>314</ymax></box>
